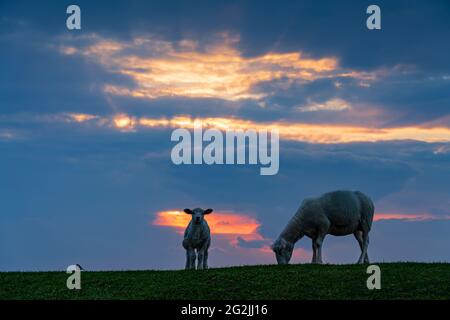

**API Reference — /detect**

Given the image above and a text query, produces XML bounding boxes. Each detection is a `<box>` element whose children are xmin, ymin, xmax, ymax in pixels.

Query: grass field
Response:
<box><xmin>0</xmin><ymin>263</ymin><xmax>449</xmax><ymax>300</ymax></box>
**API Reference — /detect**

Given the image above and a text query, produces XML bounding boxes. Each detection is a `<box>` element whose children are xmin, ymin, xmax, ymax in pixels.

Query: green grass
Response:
<box><xmin>0</xmin><ymin>263</ymin><xmax>449</xmax><ymax>300</ymax></box>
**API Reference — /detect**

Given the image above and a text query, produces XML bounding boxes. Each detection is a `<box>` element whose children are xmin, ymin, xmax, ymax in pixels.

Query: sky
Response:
<box><xmin>1</xmin><ymin>0</ymin><xmax>450</xmax><ymax>271</ymax></box>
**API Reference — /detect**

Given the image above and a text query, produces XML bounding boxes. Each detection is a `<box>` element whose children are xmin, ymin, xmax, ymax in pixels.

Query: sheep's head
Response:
<box><xmin>184</xmin><ymin>208</ymin><xmax>213</xmax><ymax>225</ymax></box>
<box><xmin>271</xmin><ymin>237</ymin><xmax>294</xmax><ymax>265</ymax></box>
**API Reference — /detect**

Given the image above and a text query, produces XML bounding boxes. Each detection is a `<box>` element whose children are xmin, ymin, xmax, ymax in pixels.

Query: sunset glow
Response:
<box><xmin>153</xmin><ymin>210</ymin><xmax>263</xmax><ymax>240</ymax></box>
<box><xmin>374</xmin><ymin>213</ymin><xmax>450</xmax><ymax>221</ymax></box>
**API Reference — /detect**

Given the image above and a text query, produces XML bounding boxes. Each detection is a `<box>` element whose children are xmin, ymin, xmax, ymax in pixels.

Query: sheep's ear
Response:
<box><xmin>184</xmin><ymin>208</ymin><xmax>193</xmax><ymax>214</ymax></box>
<box><xmin>271</xmin><ymin>242</ymin><xmax>280</xmax><ymax>252</ymax></box>
<box><xmin>203</xmin><ymin>208</ymin><xmax>213</xmax><ymax>215</ymax></box>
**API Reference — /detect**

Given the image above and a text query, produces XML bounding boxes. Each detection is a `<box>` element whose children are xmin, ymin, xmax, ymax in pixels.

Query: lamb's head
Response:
<box><xmin>271</xmin><ymin>237</ymin><xmax>294</xmax><ymax>265</ymax></box>
<box><xmin>184</xmin><ymin>208</ymin><xmax>213</xmax><ymax>225</ymax></box>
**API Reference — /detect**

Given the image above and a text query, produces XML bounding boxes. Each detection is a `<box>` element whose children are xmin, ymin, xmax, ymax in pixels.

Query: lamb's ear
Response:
<box><xmin>184</xmin><ymin>208</ymin><xmax>193</xmax><ymax>214</ymax></box>
<box><xmin>203</xmin><ymin>208</ymin><xmax>213</xmax><ymax>215</ymax></box>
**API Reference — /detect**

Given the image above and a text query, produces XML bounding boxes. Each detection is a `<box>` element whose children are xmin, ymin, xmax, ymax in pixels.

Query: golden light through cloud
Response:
<box><xmin>57</xmin><ymin>35</ymin><xmax>450</xmax><ymax>144</ymax></box>
<box><xmin>60</xmin><ymin>34</ymin><xmax>378</xmax><ymax>101</ymax></box>
<box><xmin>61</xmin><ymin>112</ymin><xmax>450</xmax><ymax>144</ymax></box>
<box><xmin>66</xmin><ymin>113</ymin><xmax>98</xmax><ymax>122</ymax></box>
<box><xmin>113</xmin><ymin>114</ymin><xmax>136</xmax><ymax>131</ymax></box>
<box><xmin>133</xmin><ymin>115</ymin><xmax>450</xmax><ymax>144</ymax></box>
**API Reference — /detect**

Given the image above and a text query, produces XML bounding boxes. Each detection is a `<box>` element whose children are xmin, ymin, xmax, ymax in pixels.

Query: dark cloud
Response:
<box><xmin>236</xmin><ymin>237</ymin><xmax>270</xmax><ymax>249</ymax></box>
<box><xmin>1</xmin><ymin>0</ymin><xmax>450</xmax><ymax>270</ymax></box>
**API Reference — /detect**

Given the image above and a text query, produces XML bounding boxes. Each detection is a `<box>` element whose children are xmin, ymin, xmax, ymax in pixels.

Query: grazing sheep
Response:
<box><xmin>272</xmin><ymin>190</ymin><xmax>374</xmax><ymax>264</ymax></box>
<box><xmin>182</xmin><ymin>208</ymin><xmax>213</xmax><ymax>270</ymax></box>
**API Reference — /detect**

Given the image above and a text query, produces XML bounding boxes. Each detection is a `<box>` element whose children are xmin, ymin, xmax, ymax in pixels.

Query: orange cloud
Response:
<box><xmin>65</xmin><ymin>113</ymin><xmax>98</xmax><ymax>123</ymax></box>
<box><xmin>60</xmin><ymin>34</ymin><xmax>381</xmax><ymax>101</ymax></box>
<box><xmin>112</xmin><ymin>114</ymin><xmax>136</xmax><ymax>131</ymax></box>
<box><xmin>374</xmin><ymin>213</ymin><xmax>450</xmax><ymax>221</ymax></box>
<box><xmin>153</xmin><ymin>210</ymin><xmax>263</xmax><ymax>241</ymax></box>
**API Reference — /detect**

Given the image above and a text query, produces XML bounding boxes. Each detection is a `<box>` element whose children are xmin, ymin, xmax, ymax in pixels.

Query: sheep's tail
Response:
<box><xmin>355</xmin><ymin>191</ymin><xmax>375</xmax><ymax>231</ymax></box>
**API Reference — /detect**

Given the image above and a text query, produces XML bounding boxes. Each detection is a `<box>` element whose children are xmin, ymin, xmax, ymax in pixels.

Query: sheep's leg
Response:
<box><xmin>354</xmin><ymin>231</ymin><xmax>370</xmax><ymax>264</ymax></box>
<box><xmin>317</xmin><ymin>236</ymin><xmax>325</xmax><ymax>264</ymax></box>
<box><xmin>312</xmin><ymin>221</ymin><xmax>329</xmax><ymax>264</ymax></box>
<box><xmin>311</xmin><ymin>241</ymin><xmax>317</xmax><ymax>263</ymax></box>
<box><xmin>197</xmin><ymin>249</ymin><xmax>205</xmax><ymax>270</ymax></box>
<box><xmin>313</xmin><ymin>235</ymin><xmax>325</xmax><ymax>264</ymax></box>
<box><xmin>357</xmin><ymin>232</ymin><xmax>370</xmax><ymax>264</ymax></box>
<box><xmin>363</xmin><ymin>233</ymin><xmax>370</xmax><ymax>264</ymax></box>
<box><xmin>364</xmin><ymin>233</ymin><xmax>370</xmax><ymax>263</ymax></box>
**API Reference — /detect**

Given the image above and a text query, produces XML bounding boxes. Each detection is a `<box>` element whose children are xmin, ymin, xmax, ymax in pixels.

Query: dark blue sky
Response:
<box><xmin>1</xmin><ymin>0</ymin><xmax>449</xmax><ymax>271</ymax></box>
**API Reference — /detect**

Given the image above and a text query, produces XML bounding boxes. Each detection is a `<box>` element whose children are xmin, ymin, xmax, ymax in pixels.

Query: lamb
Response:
<box><xmin>182</xmin><ymin>208</ymin><xmax>213</xmax><ymax>270</ymax></box>
<box><xmin>272</xmin><ymin>190</ymin><xmax>374</xmax><ymax>264</ymax></box>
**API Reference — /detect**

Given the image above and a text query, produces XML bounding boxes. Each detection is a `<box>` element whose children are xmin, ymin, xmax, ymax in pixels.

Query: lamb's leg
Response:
<box><xmin>354</xmin><ymin>231</ymin><xmax>370</xmax><ymax>264</ymax></box>
<box><xmin>185</xmin><ymin>250</ymin><xmax>190</xmax><ymax>270</ymax></box>
<box><xmin>187</xmin><ymin>249</ymin><xmax>196</xmax><ymax>269</ymax></box>
<box><xmin>203</xmin><ymin>250</ymin><xmax>208</xmax><ymax>269</ymax></box>
<box><xmin>357</xmin><ymin>231</ymin><xmax>370</xmax><ymax>264</ymax></box>
<box><xmin>197</xmin><ymin>249</ymin><xmax>204</xmax><ymax>270</ymax></box>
